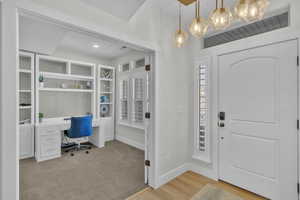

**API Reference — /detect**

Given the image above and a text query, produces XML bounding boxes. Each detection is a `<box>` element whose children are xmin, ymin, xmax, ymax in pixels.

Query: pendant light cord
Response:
<box><xmin>179</xmin><ymin>3</ymin><xmax>182</xmax><ymax>30</ymax></box>
<box><xmin>197</xmin><ymin>0</ymin><xmax>200</xmax><ymax>18</ymax></box>
<box><xmin>216</xmin><ymin>0</ymin><xmax>218</xmax><ymax>9</ymax></box>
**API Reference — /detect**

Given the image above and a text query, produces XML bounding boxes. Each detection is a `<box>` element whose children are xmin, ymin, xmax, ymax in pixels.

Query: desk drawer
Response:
<box><xmin>40</xmin><ymin>131</ymin><xmax>60</xmax><ymax>158</ymax></box>
<box><xmin>38</xmin><ymin>126</ymin><xmax>60</xmax><ymax>134</ymax></box>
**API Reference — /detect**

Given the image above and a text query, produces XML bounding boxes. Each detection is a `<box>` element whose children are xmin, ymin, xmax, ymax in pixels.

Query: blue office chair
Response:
<box><xmin>63</xmin><ymin>115</ymin><xmax>93</xmax><ymax>156</ymax></box>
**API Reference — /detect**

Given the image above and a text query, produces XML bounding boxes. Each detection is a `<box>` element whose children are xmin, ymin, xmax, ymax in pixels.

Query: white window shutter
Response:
<box><xmin>193</xmin><ymin>57</ymin><xmax>211</xmax><ymax>163</ymax></box>
<box><xmin>132</xmin><ymin>78</ymin><xmax>145</xmax><ymax>124</ymax></box>
<box><xmin>120</xmin><ymin>79</ymin><xmax>129</xmax><ymax>121</ymax></box>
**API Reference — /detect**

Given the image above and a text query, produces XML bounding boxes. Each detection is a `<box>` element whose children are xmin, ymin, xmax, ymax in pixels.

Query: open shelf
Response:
<box><xmin>39</xmin><ymin>88</ymin><xmax>94</xmax><ymax>93</ymax></box>
<box><xmin>100</xmin><ymin>78</ymin><xmax>113</xmax><ymax>81</ymax></box>
<box><xmin>19</xmin><ymin>90</ymin><xmax>31</xmax><ymax>93</ymax></box>
<box><xmin>19</xmin><ymin>69</ymin><xmax>32</xmax><ymax>74</ymax></box>
<box><xmin>20</xmin><ymin>106</ymin><xmax>32</xmax><ymax>109</ymax></box>
<box><xmin>18</xmin><ymin>52</ymin><xmax>34</xmax><ymax>125</ymax></box>
<box><xmin>41</xmin><ymin>72</ymin><xmax>94</xmax><ymax>81</ymax></box>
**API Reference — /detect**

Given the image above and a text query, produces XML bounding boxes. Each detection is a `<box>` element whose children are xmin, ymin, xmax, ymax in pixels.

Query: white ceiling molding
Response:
<box><xmin>81</xmin><ymin>0</ymin><xmax>146</xmax><ymax>20</ymax></box>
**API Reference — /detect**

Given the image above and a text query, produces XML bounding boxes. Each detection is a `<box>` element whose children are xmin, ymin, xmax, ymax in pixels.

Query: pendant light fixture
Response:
<box><xmin>234</xmin><ymin>0</ymin><xmax>270</xmax><ymax>22</ymax></box>
<box><xmin>174</xmin><ymin>3</ymin><xmax>188</xmax><ymax>48</ymax></box>
<box><xmin>209</xmin><ymin>0</ymin><xmax>233</xmax><ymax>30</ymax></box>
<box><xmin>189</xmin><ymin>0</ymin><xmax>209</xmax><ymax>38</ymax></box>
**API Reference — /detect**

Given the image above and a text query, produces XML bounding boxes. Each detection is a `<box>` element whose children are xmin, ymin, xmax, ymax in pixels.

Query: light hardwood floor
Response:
<box><xmin>127</xmin><ymin>171</ymin><xmax>267</xmax><ymax>200</ymax></box>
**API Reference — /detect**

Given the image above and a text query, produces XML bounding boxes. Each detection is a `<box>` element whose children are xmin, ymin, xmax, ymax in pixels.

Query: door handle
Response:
<box><xmin>218</xmin><ymin>121</ymin><xmax>225</xmax><ymax>127</ymax></box>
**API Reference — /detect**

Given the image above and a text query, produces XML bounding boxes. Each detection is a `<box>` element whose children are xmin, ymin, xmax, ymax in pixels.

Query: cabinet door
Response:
<box><xmin>40</xmin><ymin>131</ymin><xmax>61</xmax><ymax>158</ymax></box>
<box><xmin>101</xmin><ymin>119</ymin><xmax>114</xmax><ymax>141</ymax></box>
<box><xmin>20</xmin><ymin>125</ymin><xmax>34</xmax><ymax>159</ymax></box>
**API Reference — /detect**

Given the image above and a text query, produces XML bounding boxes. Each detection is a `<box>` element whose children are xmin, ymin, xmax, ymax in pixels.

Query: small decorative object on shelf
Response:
<box><xmin>86</xmin><ymin>81</ymin><xmax>92</xmax><ymax>89</ymax></box>
<box><xmin>19</xmin><ymin>119</ymin><xmax>30</xmax><ymax>125</ymax></box>
<box><xmin>39</xmin><ymin>113</ymin><xmax>44</xmax><ymax>123</ymax></box>
<box><xmin>100</xmin><ymin>95</ymin><xmax>108</xmax><ymax>103</ymax></box>
<box><xmin>39</xmin><ymin>73</ymin><xmax>44</xmax><ymax>88</ymax></box>
<box><xmin>100</xmin><ymin>104</ymin><xmax>109</xmax><ymax>117</ymax></box>
<box><xmin>101</xmin><ymin>70</ymin><xmax>112</xmax><ymax>79</ymax></box>
<box><xmin>61</xmin><ymin>83</ymin><xmax>67</xmax><ymax>89</ymax></box>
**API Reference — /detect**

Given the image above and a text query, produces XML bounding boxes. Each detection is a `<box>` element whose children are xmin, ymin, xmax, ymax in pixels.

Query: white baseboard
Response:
<box><xmin>116</xmin><ymin>135</ymin><xmax>144</xmax><ymax>150</ymax></box>
<box><xmin>158</xmin><ymin>163</ymin><xmax>189</xmax><ymax>187</ymax></box>
<box><xmin>157</xmin><ymin>162</ymin><xmax>218</xmax><ymax>188</ymax></box>
<box><xmin>105</xmin><ymin>135</ymin><xmax>115</xmax><ymax>142</ymax></box>
<box><xmin>187</xmin><ymin>163</ymin><xmax>218</xmax><ymax>181</ymax></box>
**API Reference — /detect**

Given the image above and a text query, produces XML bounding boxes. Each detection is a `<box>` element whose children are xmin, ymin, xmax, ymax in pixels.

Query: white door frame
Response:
<box><xmin>0</xmin><ymin>5</ymin><xmax>159</xmax><ymax>200</ymax></box>
<box><xmin>198</xmin><ymin>28</ymin><xmax>300</xmax><ymax>199</ymax></box>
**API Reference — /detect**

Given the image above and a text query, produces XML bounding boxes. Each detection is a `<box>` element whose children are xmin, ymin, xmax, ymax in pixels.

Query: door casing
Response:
<box><xmin>196</xmin><ymin>29</ymin><xmax>300</xmax><ymax>200</ymax></box>
<box><xmin>217</xmin><ymin>40</ymin><xmax>298</xmax><ymax>199</ymax></box>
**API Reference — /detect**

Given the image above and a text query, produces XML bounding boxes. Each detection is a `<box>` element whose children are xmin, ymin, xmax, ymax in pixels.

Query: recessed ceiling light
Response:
<box><xmin>93</xmin><ymin>44</ymin><xmax>100</xmax><ymax>48</ymax></box>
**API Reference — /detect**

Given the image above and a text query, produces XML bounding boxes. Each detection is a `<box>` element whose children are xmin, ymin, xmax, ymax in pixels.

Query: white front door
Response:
<box><xmin>218</xmin><ymin>40</ymin><xmax>298</xmax><ymax>200</ymax></box>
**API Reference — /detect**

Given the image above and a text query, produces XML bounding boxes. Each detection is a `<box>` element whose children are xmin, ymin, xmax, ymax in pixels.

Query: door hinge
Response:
<box><xmin>145</xmin><ymin>112</ymin><xmax>150</xmax><ymax>119</ymax></box>
<box><xmin>297</xmin><ymin>56</ymin><xmax>299</xmax><ymax>67</ymax></box>
<box><xmin>297</xmin><ymin>119</ymin><xmax>299</xmax><ymax>130</ymax></box>
<box><xmin>297</xmin><ymin>183</ymin><xmax>299</xmax><ymax>194</ymax></box>
<box><xmin>145</xmin><ymin>160</ymin><xmax>150</xmax><ymax>167</ymax></box>
<box><xmin>145</xmin><ymin>64</ymin><xmax>151</xmax><ymax>71</ymax></box>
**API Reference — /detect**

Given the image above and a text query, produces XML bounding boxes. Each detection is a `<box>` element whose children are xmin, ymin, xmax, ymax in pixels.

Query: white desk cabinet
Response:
<box><xmin>19</xmin><ymin>124</ymin><xmax>34</xmax><ymax>159</ymax></box>
<box><xmin>35</xmin><ymin>119</ymin><xmax>104</xmax><ymax>162</ymax></box>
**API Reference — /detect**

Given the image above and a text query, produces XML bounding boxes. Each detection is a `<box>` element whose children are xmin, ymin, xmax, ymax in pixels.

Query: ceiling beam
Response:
<box><xmin>177</xmin><ymin>0</ymin><xmax>196</xmax><ymax>6</ymax></box>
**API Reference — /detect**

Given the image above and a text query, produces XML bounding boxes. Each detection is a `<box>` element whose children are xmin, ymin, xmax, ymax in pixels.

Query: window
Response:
<box><xmin>121</xmin><ymin>63</ymin><xmax>130</xmax><ymax>72</ymax></box>
<box><xmin>118</xmin><ymin>58</ymin><xmax>148</xmax><ymax>129</ymax></box>
<box><xmin>132</xmin><ymin>78</ymin><xmax>145</xmax><ymax>124</ymax></box>
<box><xmin>193</xmin><ymin>57</ymin><xmax>211</xmax><ymax>163</ymax></box>
<box><xmin>120</xmin><ymin>79</ymin><xmax>129</xmax><ymax>121</ymax></box>
<box><xmin>135</xmin><ymin>58</ymin><xmax>146</xmax><ymax>68</ymax></box>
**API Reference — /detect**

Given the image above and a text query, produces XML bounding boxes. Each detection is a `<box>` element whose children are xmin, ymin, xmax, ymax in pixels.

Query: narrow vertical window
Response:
<box><xmin>194</xmin><ymin>57</ymin><xmax>211</xmax><ymax>163</ymax></box>
<box><xmin>132</xmin><ymin>78</ymin><xmax>145</xmax><ymax>124</ymax></box>
<box><xmin>120</xmin><ymin>79</ymin><xmax>129</xmax><ymax>121</ymax></box>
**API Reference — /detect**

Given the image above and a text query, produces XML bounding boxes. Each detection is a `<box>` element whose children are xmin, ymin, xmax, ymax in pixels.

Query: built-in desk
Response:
<box><xmin>35</xmin><ymin>118</ymin><xmax>104</xmax><ymax>162</ymax></box>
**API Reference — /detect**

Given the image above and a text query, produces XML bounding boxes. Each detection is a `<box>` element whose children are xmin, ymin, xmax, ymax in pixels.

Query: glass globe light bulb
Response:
<box><xmin>189</xmin><ymin>17</ymin><xmax>209</xmax><ymax>38</ymax></box>
<box><xmin>210</xmin><ymin>8</ymin><xmax>233</xmax><ymax>30</ymax></box>
<box><xmin>174</xmin><ymin>29</ymin><xmax>188</xmax><ymax>48</ymax></box>
<box><xmin>234</xmin><ymin>0</ymin><xmax>269</xmax><ymax>22</ymax></box>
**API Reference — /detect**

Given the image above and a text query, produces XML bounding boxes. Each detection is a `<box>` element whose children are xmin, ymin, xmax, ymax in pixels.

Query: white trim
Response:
<box><xmin>158</xmin><ymin>164</ymin><xmax>189</xmax><ymax>188</ymax></box>
<box><xmin>105</xmin><ymin>135</ymin><xmax>115</xmax><ymax>142</ymax></box>
<box><xmin>118</xmin><ymin>122</ymin><xmax>145</xmax><ymax>130</ymax></box>
<box><xmin>157</xmin><ymin>162</ymin><xmax>219</xmax><ymax>189</ymax></box>
<box><xmin>187</xmin><ymin>163</ymin><xmax>218</xmax><ymax>181</ymax></box>
<box><xmin>116</xmin><ymin>135</ymin><xmax>144</xmax><ymax>151</ymax></box>
<box><xmin>193</xmin><ymin>28</ymin><xmax>300</xmax><ymax>198</ymax></box>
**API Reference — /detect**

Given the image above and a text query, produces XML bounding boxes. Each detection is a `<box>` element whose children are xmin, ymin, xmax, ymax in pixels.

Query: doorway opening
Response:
<box><xmin>18</xmin><ymin>11</ymin><xmax>155</xmax><ymax>200</ymax></box>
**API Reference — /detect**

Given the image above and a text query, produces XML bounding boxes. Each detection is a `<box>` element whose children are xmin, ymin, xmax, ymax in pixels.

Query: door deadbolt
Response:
<box><xmin>218</xmin><ymin>112</ymin><xmax>225</xmax><ymax>120</ymax></box>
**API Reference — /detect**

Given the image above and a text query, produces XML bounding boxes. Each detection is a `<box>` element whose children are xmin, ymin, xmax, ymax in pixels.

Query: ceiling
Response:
<box><xmin>80</xmin><ymin>0</ymin><xmax>146</xmax><ymax>20</ymax></box>
<box><xmin>156</xmin><ymin>0</ymin><xmax>237</xmax><ymax>24</ymax></box>
<box><xmin>19</xmin><ymin>16</ymin><xmax>135</xmax><ymax>59</ymax></box>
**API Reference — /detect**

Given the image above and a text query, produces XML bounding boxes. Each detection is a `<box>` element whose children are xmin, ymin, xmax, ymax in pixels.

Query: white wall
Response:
<box><xmin>16</xmin><ymin>0</ymin><xmax>192</xmax><ymax>188</ymax></box>
<box><xmin>112</xmin><ymin>50</ymin><xmax>148</xmax><ymax>150</ymax></box>
<box><xmin>0</xmin><ymin>0</ymin><xmax>19</xmax><ymax>200</ymax></box>
<box><xmin>53</xmin><ymin>48</ymin><xmax>113</xmax><ymax>66</ymax></box>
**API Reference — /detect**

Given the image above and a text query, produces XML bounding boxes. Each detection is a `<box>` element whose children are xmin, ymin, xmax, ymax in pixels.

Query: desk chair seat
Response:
<box><xmin>62</xmin><ymin>115</ymin><xmax>93</xmax><ymax>156</ymax></box>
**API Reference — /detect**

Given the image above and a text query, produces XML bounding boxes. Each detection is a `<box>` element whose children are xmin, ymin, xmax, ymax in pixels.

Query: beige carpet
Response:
<box><xmin>20</xmin><ymin>140</ymin><xmax>147</xmax><ymax>200</ymax></box>
<box><xmin>191</xmin><ymin>184</ymin><xmax>244</xmax><ymax>200</ymax></box>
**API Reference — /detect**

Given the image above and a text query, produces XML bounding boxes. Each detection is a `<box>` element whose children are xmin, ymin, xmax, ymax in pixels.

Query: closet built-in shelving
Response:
<box><xmin>36</xmin><ymin>55</ymin><xmax>96</xmax><ymax>122</ymax></box>
<box><xmin>98</xmin><ymin>65</ymin><xmax>115</xmax><ymax>141</ymax></box>
<box><xmin>19</xmin><ymin>52</ymin><xmax>35</xmax><ymax>125</ymax></box>
<box><xmin>18</xmin><ymin>51</ymin><xmax>35</xmax><ymax>159</ymax></box>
